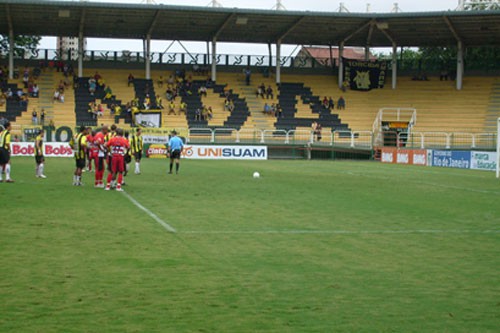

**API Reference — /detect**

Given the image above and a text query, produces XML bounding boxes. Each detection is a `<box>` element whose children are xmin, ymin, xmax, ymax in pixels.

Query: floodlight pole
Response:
<box><xmin>8</xmin><ymin>29</ymin><xmax>14</xmax><ymax>80</ymax></box>
<box><xmin>144</xmin><ymin>35</ymin><xmax>151</xmax><ymax>80</ymax></box>
<box><xmin>276</xmin><ymin>39</ymin><xmax>282</xmax><ymax>84</ymax></box>
<box><xmin>78</xmin><ymin>32</ymin><xmax>84</xmax><ymax>77</ymax></box>
<box><xmin>338</xmin><ymin>41</ymin><xmax>344</xmax><ymax>89</ymax></box>
<box><xmin>211</xmin><ymin>38</ymin><xmax>217</xmax><ymax>82</ymax></box>
<box><xmin>392</xmin><ymin>42</ymin><xmax>397</xmax><ymax>89</ymax></box>
<box><xmin>456</xmin><ymin>41</ymin><xmax>464</xmax><ymax>90</ymax></box>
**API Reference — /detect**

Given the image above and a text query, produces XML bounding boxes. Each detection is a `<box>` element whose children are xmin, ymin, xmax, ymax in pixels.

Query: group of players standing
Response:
<box><xmin>71</xmin><ymin>124</ymin><xmax>184</xmax><ymax>191</ymax></box>
<box><xmin>71</xmin><ymin>124</ymin><xmax>143</xmax><ymax>191</ymax></box>
<box><xmin>0</xmin><ymin>121</ymin><xmax>184</xmax><ymax>188</ymax></box>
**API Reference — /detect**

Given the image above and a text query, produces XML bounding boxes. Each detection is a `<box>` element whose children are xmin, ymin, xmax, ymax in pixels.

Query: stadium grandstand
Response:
<box><xmin>0</xmin><ymin>0</ymin><xmax>499</xmax><ymax>156</ymax></box>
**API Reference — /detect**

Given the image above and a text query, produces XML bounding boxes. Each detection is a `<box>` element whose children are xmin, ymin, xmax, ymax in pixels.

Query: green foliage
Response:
<box><xmin>0</xmin><ymin>35</ymin><xmax>41</xmax><ymax>57</ymax></box>
<box><xmin>1</xmin><ymin>158</ymin><xmax>499</xmax><ymax>332</ymax></box>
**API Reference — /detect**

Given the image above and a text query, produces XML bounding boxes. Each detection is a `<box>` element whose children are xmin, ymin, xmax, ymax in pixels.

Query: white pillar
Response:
<box><xmin>145</xmin><ymin>34</ymin><xmax>151</xmax><ymax>80</ymax></box>
<box><xmin>338</xmin><ymin>41</ymin><xmax>344</xmax><ymax>89</ymax></box>
<box><xmin>456</xmin><ymin>41</ymin><xmax>464</xmax><ymax>90</ymax></box>
<box><xmin>392</xmin><ymin>43</ymin><xmax>397</xmax><ymax>89</ymax></box>
<box><xmin>211</xmin><ymin>38</ymin><xmax>217</xmax><ymax>82</ymax></box>
<box><xmin>78</xmin><ymin>32</ymin><xmax>84</xmax><ymax>78</ymax></box>
<box><xmin>8</xmin><ymin>29</ymin><xmax>14</xmax><ymax>80</ymax></box>
<box><xmin>276</xmin><ymin>40</ymin><xmax>281</xmax><ymax>84</ymax></box>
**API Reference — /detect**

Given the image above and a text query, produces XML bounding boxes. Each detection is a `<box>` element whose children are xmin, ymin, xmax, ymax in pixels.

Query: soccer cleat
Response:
<box><xmin>39</xmin><ymin>175</ymin><xmax>47</xmax><ymax>179</ymax></box>
<box><xmin>116</xmin><ymin>188</ymin><xmax>124</xmax><ymax>192</ymax></box>
<box><xmin>105</xmin><ymin>186</ymin><xmax>110</xmax><ymax>191</ymax></box>
<box><xmin>5</xmin><ymin>179</ymin><xmax>14</xmax><ymax>183</ymax></box>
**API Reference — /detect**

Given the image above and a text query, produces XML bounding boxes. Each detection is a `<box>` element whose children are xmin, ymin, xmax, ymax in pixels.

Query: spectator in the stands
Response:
<box><xmin>166</xmin><ymin>88</ymin><xmax>175</xmax><ymax>102</ymax></box>
<box><xmin>16</xmin><ymin>89</ymin><xmax>23</xmax><ymax>101</ymax></box>
<box><xmin>207</xmin><ymin>106</ymin><xmax>213</xmax><ymax>120</ymax></box>
<box><xmin>201</xmin><ymin>106</ymin><xmax>209</xmax><ymax>120</ymax></box>
<box><xmin>167</xmin><ymin>75</ymin><xmax>175</xmax><ymax>85</ymax></box>
<box><xmin>19</xmin><ymin>94</ymin><xmax>28</xmax><ymax>108</ymax></box>
<box><xmin>88</xmin><ymin>77</ymin><xmax>96</xmax><ymax>95</ymax></box>
<box><xmin>168</xmin><ymin>101</ymin><xmax>176</xmax><ymax>115</ymax></box>
<box><xmin>270</xmin><ymin>103</ymin><xmax>276</xmax><ymax>117</ymax></box>
<box><xmin>143</xmin><ymin>95</ymin><xmax>151</xmax><ymax>110</ymax></box>
<box><xmin>31</xmin><ymin>83</ymin><xmax>40</xmax><ymax>97</ymax></box>
<box><xmin>40</xmin><ymin>109</ymin><xmax>45</xmax><ymax>126</ymax></box>
<box><xmin>263</xmin><ymin>103</ymin><xmax>271</xmax><ymax>115</ymax></box>
<box><xmin>6</xmin><ymin>88</ymin><xmax>13</xmax><ymax>100</ymax></box>
<box><xmin>22</xmin><ymin>70</ymin><xmax>29</xmax><ymax>88</ymax></box>
<box><xmin>53</xmin><ymin>89</ymin><xmax>60</xmax><ymax>102</ymax></box>
<box><xmin>194</xmin><ymin>107</ymin><xmax>202</xmax><ymax>121</ymax></box>
<box><xmin>58</xmin><ymin>80</ymin><xmax>65</xmax><ymax>93</ymax></box>
<box><xmin>276</xmin><ymin>104</ymin><xmax>283</xmax><ymax>118</ymax></box>
<box><xmin>179</xmin><ymin>101</ymin><xmax>187</xmax><ymax>115</ymax></box>
<box><xmin>224</xmin><ymin>98</ymin><xmax>234</xmax><ymax>112</ymax></box>
<box><xmin>337</xmin><ymin>96</ymin><xmax>345</xmax><ymax>110</ymax></box>
<box><xmin>104</xmin><ymin>86</ymin><xmax>113</xmax><ymax>100</ymax></box>
<box><xmin>198</xmin><ymin>85</ymin><xmax>207</xmax><ymax>97</ymax></box>
<box><xmin>266</xmin><ymin>85</ymin><xmax>274</xmax><ymax>99</ymax></box>
<box><xmin>244</xmin><ymin>67</ymin><xmax>251</xmax><ymax>85</ymax></box>
<box><xmin>156</xmin><ymin>95</ymin><xmax>163</xmax><ymax>109</ymax></box>
<box><xmin>328</xmin><ymin>97</ymin><xmax>335</xmax><ymax>110</ymax></box>
<box><xmin>157</xmin><ymin>75</ymin><xmax>164</xmax><ymax>88</ymax></box>
<box><xmin>59</xmin><ymin>91</ymin><xmax>65</xmax><ymax>103</ymax></box>
<box><xmin>32</xmin><ymin>108</ymin><xmax>38</xmax><ymax>125</ymax></box>
<box><xmin>322</xmin><ymin>96</ymin><xmax>329</xmax><ymax>109</ymax></box>
<box><xmin>127</xmin><ymin>73</ymin><xmax>134</xmax><ymax>87</ymax></box>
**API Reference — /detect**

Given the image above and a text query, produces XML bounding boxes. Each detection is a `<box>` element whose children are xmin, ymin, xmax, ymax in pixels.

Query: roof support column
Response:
<box><xmin>211</xmin><ymin>38</ymin><xmax>217</xmax><ymax>83</ymax></box>
<box><xmin>276</xmin><ymin>39</ymin><xmax>281</xmax><ymax>84</ymax></box>
<box><xmin>364</xmin><ymin>46</ymin><xmax>370</xmax><ymax>61</ymax></box>
<box><xmin>338</xmin><ymin>41</ymin><xmax>344</xmax><ymax>89</ymax></box>
<box><xmin>392</xmin><ymin>43</ymin><xmax>397</xmax><ymax>89</ymax></box>
<box><xmin>268</xmin><ymin>43</ymin><xmax>272</xmax><ymax>68</ymax></box>
<box><xmin>144</xmin><ymin>35</ymin><xmax>151</xmax><ymax>80</ymax></box>
<box><xmin>8</xmin><ymin>29</ymin><xmax>14</xmax><ymax>80</ymax></box>
<box><xmin>78</xmin><ymin>32</ymin><xmax>84</xmax><ymax>78</ymax></box>
<box><xmin>456</xmin><ymin>41</ymin><xmax>464</xmax><ymax>90</ymax></box>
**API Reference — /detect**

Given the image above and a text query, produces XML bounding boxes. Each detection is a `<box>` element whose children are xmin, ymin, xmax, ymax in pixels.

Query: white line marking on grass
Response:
<box><xmin>180</xmin><ymin>229</ymin><xmax>499</xmax><ymax>235</ymax></box>
<box><xmin>121</xmin><ymin>191</ymin><xmax>176</xmax><ymax>233</ymax></box>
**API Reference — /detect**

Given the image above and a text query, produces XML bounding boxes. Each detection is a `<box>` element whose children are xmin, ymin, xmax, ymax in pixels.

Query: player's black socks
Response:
<box><xmin>176</xmin><ymin>163</ymin><xmax>179</xmax><ymax>173</ymax></box>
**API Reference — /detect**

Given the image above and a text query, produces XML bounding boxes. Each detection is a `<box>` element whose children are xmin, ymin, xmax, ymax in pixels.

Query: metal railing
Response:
<box><xmin>9</xmin><ymin>124</ymin><xmax>497</xmax><ymax>150</ymax></box>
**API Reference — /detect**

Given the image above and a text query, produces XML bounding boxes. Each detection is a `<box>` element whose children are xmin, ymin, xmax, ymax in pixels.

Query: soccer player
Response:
<box><xmin>167</xmin><ymin>130</ymin><xmax>183</xmax><ymax>174</ymax></box>
<box><xmin>105</xmin><ymin>128</ymin><xmax>129</xmax><ymax>191</ymax></box>
<box><xmin>85</xmin><ymin>127</ymin><xmax>94</xmax><ymax>171</ymax></box>
<box><xmin>70</xmin><ymin>125</ymin><xmax>88</xmax><ymax>186</ymax></box>
<box><xmin>130</xmin><ymin>127</ymin><xmax>143</xmax><ymax>174</ymax></box>
<box><xmin>92</xmin><ymin>126</ymin><xmax>108</xmax><ymax>188</ymax></box>
<box><xmin>35</xmin><ymin>129</ymin><xmax>46</xmax><ymax>178</ymax></box>
<box><xmin>0</xmin><ymin>121</ymin><xmax>14</xmax><ymax>183</ymax></box>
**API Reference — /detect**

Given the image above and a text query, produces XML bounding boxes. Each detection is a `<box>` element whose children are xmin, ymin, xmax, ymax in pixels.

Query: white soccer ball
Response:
<box><xmin>253</xmin><ymin>171</ymin><xmax>260</xmax><ymax>178</ymax></box>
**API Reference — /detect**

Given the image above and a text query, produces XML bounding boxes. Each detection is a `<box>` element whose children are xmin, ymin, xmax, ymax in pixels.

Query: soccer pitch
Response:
<box><xmin>1</xmin><ymin>157</ymin><xmax>499</xmax><ymax>332</ymax></box>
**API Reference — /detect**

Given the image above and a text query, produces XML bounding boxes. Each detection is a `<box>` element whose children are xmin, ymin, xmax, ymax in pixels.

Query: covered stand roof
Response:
<box><xmin>0</xmin><ymin>0</ymin><xmax>499</xmax><ymax>47</ymax></box>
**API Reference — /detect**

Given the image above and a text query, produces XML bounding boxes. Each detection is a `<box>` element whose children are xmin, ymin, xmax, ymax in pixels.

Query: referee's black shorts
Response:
<box><xmin>170</xmin><ymin>150</ymin><xmax>181</xmax><ymax>159</ymax></box>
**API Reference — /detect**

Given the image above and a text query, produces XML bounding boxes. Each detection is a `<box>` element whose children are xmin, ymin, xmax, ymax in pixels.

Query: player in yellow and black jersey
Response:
<box><xmin>0</xmin><ymin>121</ymin><xmax>14</xmax><ymax>183</ymax></box>
<box><xmin>130</xmin><ymin>127</ymin><xmax>143</xmax><ymax>174</ymax></box>
<box><xmin>70</xmin><ymin>125</ymin><xmax>88</xmax><ymax>186</ymax></box>
<box><xmin>35</xmin><ymin>129</ymin><xmax>47</xmax><ymax>178</ymax></box>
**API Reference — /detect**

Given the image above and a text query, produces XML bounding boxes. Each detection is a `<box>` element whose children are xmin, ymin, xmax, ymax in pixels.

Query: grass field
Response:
<box><xmin>1</xmin><ymin>157</ymin><xmax>499</xmax><ymax>332</ymax></box>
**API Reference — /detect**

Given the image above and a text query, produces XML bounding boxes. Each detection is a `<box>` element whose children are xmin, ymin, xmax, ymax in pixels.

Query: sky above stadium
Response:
<box><xmin>40</xmin><ymin>0</ymin><xmax>461</xmax><ymax>54</ymax></box>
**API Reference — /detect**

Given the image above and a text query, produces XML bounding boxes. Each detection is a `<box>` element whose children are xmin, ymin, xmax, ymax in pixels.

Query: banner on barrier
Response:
<box><xmin>11</xmin><ymin>142</ymin><xmax>73</xmax><ymax>157</ymax></box>
<box><xmin>471</xmin><ymin>151</ymin><xmax>497</xmax><ymax>172</ymax></box>
<box><xmin>431</xmin><ymin>150</ymin><xmax>470</xmax><ymax>169</ymax></box>
<box><xmin>182</xmin><ymin>145</ymin><xmax>268</xmax><ymax>160</ymax></box>
<box><xmin>144</xmin><ymin>144</ymin><xmax>268</xmax><ymax>160</ymax></box>
<box><xmin>380</xmin><ymin>148</ymin><xmax>427</xmax><ymax>166</ymax></box>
